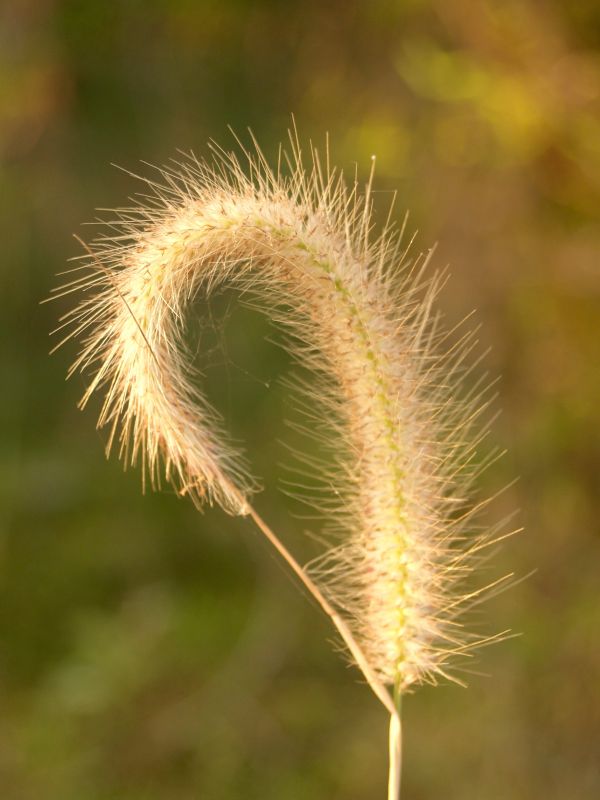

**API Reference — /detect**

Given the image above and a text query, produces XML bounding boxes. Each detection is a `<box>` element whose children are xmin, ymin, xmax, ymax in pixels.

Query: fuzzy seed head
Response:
<box><xmin>53</xmin><ymin>133</ymin><xmax>508</xmax><ymax>692</ymax></box>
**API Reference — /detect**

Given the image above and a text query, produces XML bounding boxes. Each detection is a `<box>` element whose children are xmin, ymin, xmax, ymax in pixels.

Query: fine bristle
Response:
<box><xmin>52</xmin><ymin>133</ymin><xmax>509</xmax><ymax>691</ymax></box>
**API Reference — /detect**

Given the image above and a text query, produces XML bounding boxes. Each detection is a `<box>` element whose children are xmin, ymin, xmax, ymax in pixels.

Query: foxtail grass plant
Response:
<box><xmin>49</xmin><ymin>128</ymin><xmax>513</xmax><ymax>799</ymax></box>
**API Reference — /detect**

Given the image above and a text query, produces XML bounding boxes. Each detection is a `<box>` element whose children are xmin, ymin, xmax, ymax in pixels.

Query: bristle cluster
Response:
<box><xmin>52</xmin><ymin>133</ymin><xmax>506</xmax><ymax>691</ymax></box>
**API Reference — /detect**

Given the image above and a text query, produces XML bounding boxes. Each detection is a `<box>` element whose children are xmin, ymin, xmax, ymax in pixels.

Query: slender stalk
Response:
<box><xmin>241</xmin><ymin>488</ymin><xmax>405</xmax><ymax>798</ymax></box>
<box><xmin>388</xmin><ymin>712</ymin><xmax>402</xmax><ymax>800</ymax></box>
<box><xmin>388</xmin><ymin>690</ymin><xmax>403</xmax><ymax>800</ymax></box>
<box><xmin>235</xmin><ymin>484</ymin><xmax>397</xmax><ymax>718</ymax></box>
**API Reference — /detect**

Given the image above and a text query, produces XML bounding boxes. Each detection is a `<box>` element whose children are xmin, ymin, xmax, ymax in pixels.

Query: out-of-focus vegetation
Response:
<box><xmin>1</xmin><ymin>1</ymin><xmax>599</xmax><ymax>798</ymax></box>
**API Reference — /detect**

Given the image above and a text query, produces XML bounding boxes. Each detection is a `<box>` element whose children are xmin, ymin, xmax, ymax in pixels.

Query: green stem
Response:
<box><xmin>388</xmin><ymin>686</ymin><xmax>403</xmax><ymax>800</ymax></box>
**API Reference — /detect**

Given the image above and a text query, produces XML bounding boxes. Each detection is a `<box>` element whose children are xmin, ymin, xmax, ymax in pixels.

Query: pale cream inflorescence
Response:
<box><xmin>55</xmin><ymin>136</ymin><xmax>500</xmax><ymax>693</ymax></box>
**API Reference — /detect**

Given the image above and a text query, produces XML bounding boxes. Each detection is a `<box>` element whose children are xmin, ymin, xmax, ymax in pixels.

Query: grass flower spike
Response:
<box><xmin>51</xmin><ymin>129</ymin><xmax>510</xmax><ymax>798</ymax></box>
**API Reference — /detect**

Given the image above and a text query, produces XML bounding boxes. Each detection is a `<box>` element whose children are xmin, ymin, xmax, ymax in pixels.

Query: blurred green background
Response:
<box><xmin>2</xmin><ymin>1</ymin><xmax>599</xmax><ymax>798</ymax></box>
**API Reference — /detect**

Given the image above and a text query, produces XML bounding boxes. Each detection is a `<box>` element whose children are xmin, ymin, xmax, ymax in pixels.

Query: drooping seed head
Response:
<box><xmin>52</xmin><ymin>132</ymin><xmax>510</xmax><ymax>692</ymax></box>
